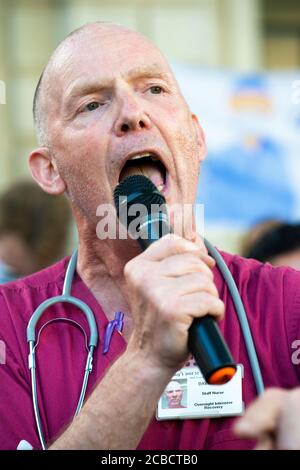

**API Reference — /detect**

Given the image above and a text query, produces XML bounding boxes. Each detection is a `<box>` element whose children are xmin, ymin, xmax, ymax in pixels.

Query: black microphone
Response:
<box><xmin>114</xmin><ymin>175</ymin><xmax>236</xmax><ymax>384</ymax></box>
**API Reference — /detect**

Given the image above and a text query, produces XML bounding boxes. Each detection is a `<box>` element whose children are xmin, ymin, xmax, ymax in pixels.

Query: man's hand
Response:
<box><xmin>51</xmin><ymin>233</ymin><xmax>223</xmax><ymax>450</ymax></box>
<box><xmin>124</xmin><ymin>234</ymin><xmax>224</xmax><ymax>371</ymax></box>
<box><xmin>234</xmin><ymin>388</ymin><xmax>300</xmax><ymax>450</ymax></box>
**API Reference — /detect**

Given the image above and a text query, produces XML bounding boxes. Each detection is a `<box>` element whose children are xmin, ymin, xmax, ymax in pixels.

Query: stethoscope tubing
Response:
<box><xmin>26</xmin><ymin>244</ymin><xmax>264</xmax><ymax>450</ymax></box>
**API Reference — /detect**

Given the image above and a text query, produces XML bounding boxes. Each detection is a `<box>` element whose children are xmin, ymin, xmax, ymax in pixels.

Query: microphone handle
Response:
<box><xmin>137</xmin><ymin>214</ymin><xmax>236</xmax><ymax>385</ymax></box>
<box><xmin>188</xmin><ymin>316</ymin><xmax>236</xmax><ymax>384</ymax></box>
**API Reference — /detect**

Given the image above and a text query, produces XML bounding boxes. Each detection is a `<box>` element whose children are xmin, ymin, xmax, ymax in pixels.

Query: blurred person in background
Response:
<box><xmin>0</xmin><ymin>180</ymin><xmax>72</xmax><ymax>283</ymax></box>
<box><xmin>235</xmin><ymin>386</ymin><xmax>300</xmax><ymax>450</ymax></box>
<box><xmin>241</xmin><ymin>220</ymin><xmax>300</xmax><ymax>270</ymax></box>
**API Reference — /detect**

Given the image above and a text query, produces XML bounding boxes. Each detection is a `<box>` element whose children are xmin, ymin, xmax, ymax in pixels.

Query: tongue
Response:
<box><xmin>119</xmin><ymin>161</ymin><xmax>164</xmax><ymax>188</ymax></box>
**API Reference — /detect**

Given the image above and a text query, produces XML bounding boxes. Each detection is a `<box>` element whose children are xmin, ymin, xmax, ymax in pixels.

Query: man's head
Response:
<box><xmin>164</xmin><ymin>381</ymin><xmax>184</xmax><ymax>408</ymax></box>
<box><xmin>29</xmin><ymin>22</ymin><xmax>206</xmax><ymax>236</ymax></box>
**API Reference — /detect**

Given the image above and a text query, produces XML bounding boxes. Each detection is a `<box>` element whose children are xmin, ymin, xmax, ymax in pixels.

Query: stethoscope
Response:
<box><xmin>26</xmin><ymin>240</ymin><xmax>265</xmax><ymax>450</ymax></box>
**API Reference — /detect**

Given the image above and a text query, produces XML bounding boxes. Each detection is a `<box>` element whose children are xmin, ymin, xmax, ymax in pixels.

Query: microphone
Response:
<box><xmin>114</xmin><ymin>175</ymin><xmax>236</xmax><ymax>385</ymax></box>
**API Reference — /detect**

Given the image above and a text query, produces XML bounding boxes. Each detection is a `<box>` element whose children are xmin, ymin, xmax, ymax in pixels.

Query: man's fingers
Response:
<box><xmin>191</xmin><ymin>233</ymin><xmax>215</xmax><ymax>268</ymax></box>
<box><xmin>276</xmin><ymin>388</ymin><xmax>300</xmax><ymax>449</ymax></box>
<box><xmin>142</xmin><ymin>234</ymin><xmax>207</xmax><ymax>261</ymax></box>
<box><xmin>234</xmin><ymin>388</ymin><xmax>286</xmax><ymax>439</ymax></box>
<box><xmin>175</xmin><ymin>293</ymin><xmax>225</xmax><ymax>322</ymax></box>
<box><xmin>171</xmin><ymin>273</ymin><xmax>219</xmax><ymax>298</ymax></box>
<box><xmin>160</xmin><ymin>253</ymin><xmax>215</xmax><ymax>279</ymax></box>
<box><xmin>255</xmin><ymin>435</ymin><xmax>275</xmax><ymax>450</ymax></box>
<box><xmin>191</xmin><ymin>232</ymin><xmax>207</xmax><ymax>252</ymax></box>
<box><xmin>235</xmin><ymin>388</ymin><xmax>300</xmax><ymax>450</ymax></box>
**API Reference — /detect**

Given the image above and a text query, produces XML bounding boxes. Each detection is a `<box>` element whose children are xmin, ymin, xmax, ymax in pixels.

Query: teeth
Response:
<box><xmin>129</xmin><ymin>153</ymin><xmax>150</xmax><ymax>160</ymax></box>
<box><xmin>157</xmin><ymin>184</ymin><xmax>164</xmax><ymax>191</ymax></box>
<box><xmin>129</xmin><ymin>153</ymin><xmax>159</xmax><ymax>161</ymax></box>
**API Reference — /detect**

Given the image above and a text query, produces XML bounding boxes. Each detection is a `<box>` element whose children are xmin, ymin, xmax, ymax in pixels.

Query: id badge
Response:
<box><xmin>157</xmin><ymin>364</ymin><xmax>244</xmax><ymax>420</ymax></box>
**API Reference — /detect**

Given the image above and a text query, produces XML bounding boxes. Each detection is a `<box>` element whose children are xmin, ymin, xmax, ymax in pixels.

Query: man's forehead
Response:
<box><xmin>166</xmin><ymin>381</ymin><xmax>182</xmax><ymax>392</ymax></box>
<box><xmin>46</xmin><ymin>25</ymin><xmax>171</xmax><ymax>100</ymax></box>
<box><xmin>51</xmin><ymin>26</ymin><xmax>166</xmax><ymax>78</ymax></box>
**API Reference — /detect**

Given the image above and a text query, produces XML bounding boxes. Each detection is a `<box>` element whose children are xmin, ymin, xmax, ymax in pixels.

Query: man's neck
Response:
<box><xmin>74</xmin><ymin>210</ymin><xmax>199</xmax><ymax>341</ymax></box>
<box><xmin>76</xmin><ymin>230</ymin><xmax>141</xmax><ymax>341</ymax></box>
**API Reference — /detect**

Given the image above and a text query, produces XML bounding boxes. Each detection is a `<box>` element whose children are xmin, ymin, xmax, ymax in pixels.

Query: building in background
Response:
<box><xmin>0</xmin><ymin>0</ymin><xmax>299</xmax><ymax>253</ymax></box>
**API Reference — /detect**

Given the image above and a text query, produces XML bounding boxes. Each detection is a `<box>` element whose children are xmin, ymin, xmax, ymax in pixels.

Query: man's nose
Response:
<box><xmin>114</xmin><ymin>89</ymin><xmax>151</xmax><ymax>136</ymax></box>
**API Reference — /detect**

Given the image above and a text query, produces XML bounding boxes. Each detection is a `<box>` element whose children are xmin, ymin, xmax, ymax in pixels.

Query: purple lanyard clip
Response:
<box><xmin>102</xmin><ymin>311</ymin><xmax>124</xmax><ymax>354</ymax></box>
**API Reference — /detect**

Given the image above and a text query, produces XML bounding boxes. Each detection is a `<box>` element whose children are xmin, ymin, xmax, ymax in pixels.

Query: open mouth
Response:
<box><xmin>119</xmin><ymin>152</ymin><xmax>167</xmax><ymax>192</ymax></box>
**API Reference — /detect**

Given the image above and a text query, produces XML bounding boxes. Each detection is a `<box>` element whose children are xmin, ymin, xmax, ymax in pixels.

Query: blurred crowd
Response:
<box><xmin>0</xmin><ymin>180</ymin><xmax>72</xmax><ymax>284</ymax></box>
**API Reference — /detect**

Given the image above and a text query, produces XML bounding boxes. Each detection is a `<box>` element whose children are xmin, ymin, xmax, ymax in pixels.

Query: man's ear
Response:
<box><xmin>29</xmin><ymin>147</ymin><xmax>66</xmax><ymax>195</ymax></box>
<box><xmin>191</xmin><ymin>114</ymin><xmax>207</xmax><ymax>162</ymax></box>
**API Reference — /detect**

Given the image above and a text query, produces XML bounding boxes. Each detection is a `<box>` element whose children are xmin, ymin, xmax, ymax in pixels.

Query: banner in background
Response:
<box><xmin>174</xmin><ymin>65</ymin><xmax>300</xmax><ymax>229</ymax></box>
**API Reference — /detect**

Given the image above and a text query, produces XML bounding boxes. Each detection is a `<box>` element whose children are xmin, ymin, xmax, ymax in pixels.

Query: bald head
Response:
<box><xmin>165</xmin><ymin>381</ymin><xmax>183</xmax><ymax>393</ymax></box>
<box><xmin>33</xmin><ymin>22</ymin><xmax>174</xmax><ymax>147</ymax></box>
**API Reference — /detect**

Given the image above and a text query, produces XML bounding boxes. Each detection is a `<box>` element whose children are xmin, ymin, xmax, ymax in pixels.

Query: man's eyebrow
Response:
<box><xmin>63</xmin><ymin>67</ymin><xmax>171</xmax><ymax>107</ymax></box>
<box><xmin>63</xmin><ymin>79</ymin><xmax>111</xmax><ymax>107</ymax></box>
<box><xmin>126</xmin><ymin>66</ymin><xmax>171</xmax><ymax>81</ymax></box>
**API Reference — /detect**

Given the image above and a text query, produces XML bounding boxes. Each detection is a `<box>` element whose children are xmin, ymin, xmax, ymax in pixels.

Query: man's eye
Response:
<box><xmin>84</xmin><ymin>102</ymin><xmax>100</xmax><ymax>112</ymax></box>
<box><xmin>149</xmin><ymin>86</ymin><xmax>163</xmax><ymax>94</ymax></box>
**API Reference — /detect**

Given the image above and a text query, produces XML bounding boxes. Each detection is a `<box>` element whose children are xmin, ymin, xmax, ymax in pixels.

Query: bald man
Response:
<box><xmin>0</xmin><ymin>22</ymin><xmax>299</xmax><ymax>450</ymax></box>
<box><xmin>164</xmin><ymin>381</ymin><xmax>186</xmax><ymax>409</ymax></box>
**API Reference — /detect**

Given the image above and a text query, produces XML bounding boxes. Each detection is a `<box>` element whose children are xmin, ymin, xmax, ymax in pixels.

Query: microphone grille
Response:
<box><xmin>114</xmin><ymin>175</ymin><xmax>166</xmax><ymax>220</ymax></box>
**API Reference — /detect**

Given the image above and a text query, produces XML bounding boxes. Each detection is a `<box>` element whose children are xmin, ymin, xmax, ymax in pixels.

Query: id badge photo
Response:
<box><xmin>157</xmin><ymin>364</ymin><xmax>244</xmax><ymax>420</ymax></box>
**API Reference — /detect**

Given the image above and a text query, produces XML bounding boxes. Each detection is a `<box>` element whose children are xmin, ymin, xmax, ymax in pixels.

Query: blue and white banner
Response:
<box><xmin>174</xmin><ymin>64</ymin><xmax>300</xmax><ymax>229</ymax></box>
